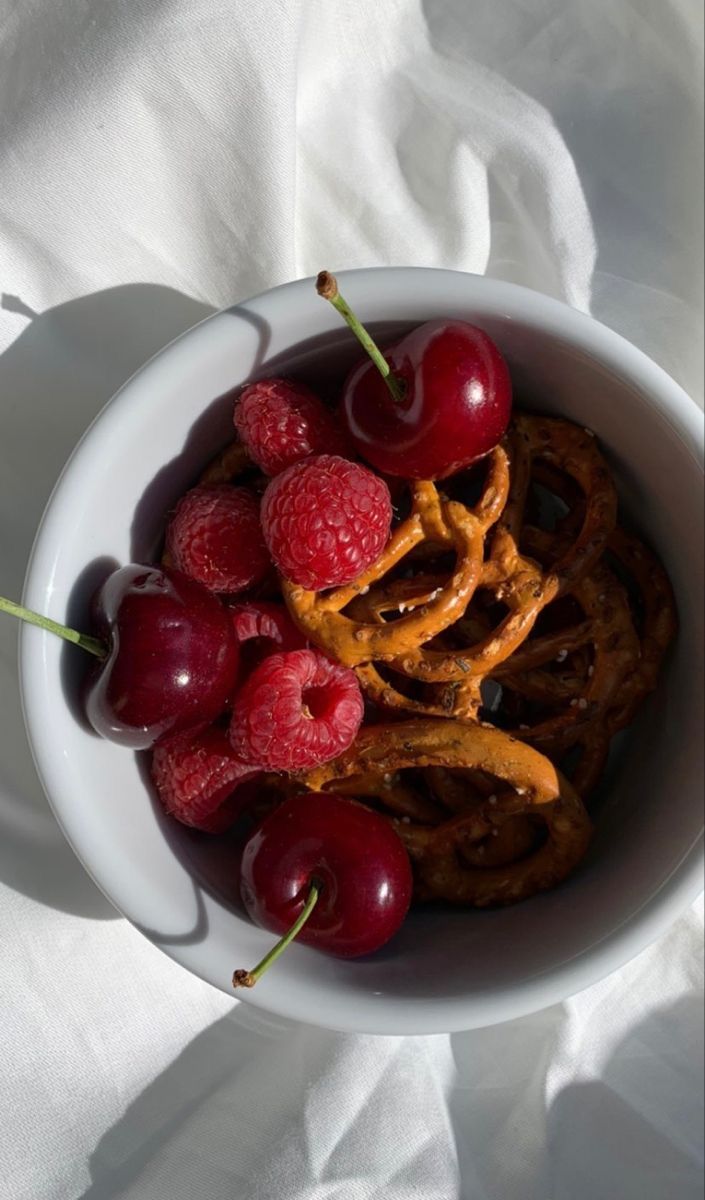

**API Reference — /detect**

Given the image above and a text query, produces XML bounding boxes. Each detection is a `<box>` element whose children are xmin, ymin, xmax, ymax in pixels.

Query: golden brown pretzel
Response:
<box><xmin>348</xmin><ymin>553</ymin><xmax>558</xmax><ymax>727</ymax></box>
<box><xmin>496</xmin><ymin>558</ymin><xmax>640</xmax><ymax>801</ymax></box>
<box><xmin>347</xmin><ymin>574</ymin><xmax>482</xmax><ymax>718</ymax></box>
<box><xmin>330</xmin><ymin>770</ymin><xmax>447</xmax><ymax>824</ymax></box>
<box><xmin>199</xmin><ymin>439</ymin><xmax>252</xmax><ymax>485</ymax></box>
<box><xmin>282</xmin><ymin>449</ymin><xmax>511</xmax><ymax>666</ymax></box>
<box><xmin>354</xmin><ymin>659</ymin><xmax>482</xmax><ymax>721</ymax></box>
<box><xmin>502</xmin><ymin>414</ymin><xmax>618</xmax><ymax>593</ymax></box>
<box><xmin>422</xmin><ymin>767</ymin><xmax>540</xmax><ymax>867</ymax></box>
<box><xmin>605</xmin><ymin>528</ymin><xmax>678</xmax><ymax>729</ymax></box>
<box><xmin>394</xmin><ymin>566</ymin><xmax>558</xmax><ymax>682</ymax></box>
<box><xmin>345</xmin><ymin>419</ymin><xmax>618</xmax><ymax>718</ymax></box>
<box><xmin>302</xmin><ymin>719</ymin><xmax>592</xmax><ymax>907</ymax></box>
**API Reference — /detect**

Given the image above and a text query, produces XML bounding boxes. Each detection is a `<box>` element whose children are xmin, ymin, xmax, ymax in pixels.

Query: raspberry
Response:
<box><xmin>229</xmin><ymin>648</ymin><xmax>364</xmax><ymax>771</ymax></box>
<box><xmin>234</xmin><ymin>378</ymin><xmax>348</xmax><ymax>476</ymax></box>
<box><xmin>229</xmin><ymin>600</ymin><xmax>307</xmax><ymax>673</ymax></box>
<box><xmin>151</xmin><ymin>726</ymin><xmax>261</xmax><ymax>832</ymax></box>
<box><xmin>260</xmin><ymin>455</ymin><xmax>392</xmax><ymax>590</ymax></box>
<box><xmin>166</xmin><ymin>484</ymin><xmax>270</xmax><ymax>595</ymax></box>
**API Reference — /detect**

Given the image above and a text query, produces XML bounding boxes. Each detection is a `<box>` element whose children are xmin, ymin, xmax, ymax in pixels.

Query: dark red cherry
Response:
<box><xmin>315</xmin><ymin>271</ymin><xmax>512</xmax><ymax>480</ymax></box>
<box><xmin>85</xmin><ymin>565</ymin><xmax>239</xmax><ymax>748</ymax></box>
<box><xmin>342</xmin><ymin>319</ymin><xmax>512</xmax><ymax>479</ymax></box>
<box><xmin>237</xmin><ymin>792</ymin><xmax>413</xmax><ymax>969</ymax></box>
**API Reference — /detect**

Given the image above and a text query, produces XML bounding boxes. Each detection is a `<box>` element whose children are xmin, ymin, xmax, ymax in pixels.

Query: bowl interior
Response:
<box><xmin>20</xmin><ymin>270</ymin><xmax>704</xmax><ymax>1034</ymax></box>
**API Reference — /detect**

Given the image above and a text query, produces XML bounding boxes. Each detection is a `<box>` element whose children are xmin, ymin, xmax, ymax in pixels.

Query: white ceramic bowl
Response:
<box><xmin>20</xmin><ymin>269</ymin><xmax>704</xmax><ymax>1035</ymax></box>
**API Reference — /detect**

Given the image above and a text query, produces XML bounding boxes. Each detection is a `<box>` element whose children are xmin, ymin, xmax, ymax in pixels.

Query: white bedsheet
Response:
<box><xmin>0</xmin><ymin>2</ymin><xmax>702</xmax><ymax>1197</ymax></box>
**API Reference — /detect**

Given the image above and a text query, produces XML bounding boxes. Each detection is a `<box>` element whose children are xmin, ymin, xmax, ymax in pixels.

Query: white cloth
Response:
<box><xmin>0</xmin><ymin>2</ymin><xmax>702</xmax><ymax>1197</ymax></box>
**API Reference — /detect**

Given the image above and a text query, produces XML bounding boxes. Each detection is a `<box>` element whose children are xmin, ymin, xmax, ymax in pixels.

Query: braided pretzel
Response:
<box><xmin>282</xmin><ymin>447</ymin><xmax>511</xmax><ymax>667</ymax></box>
<box><xmin>302</xmin><ymin>720</ymin><xmax>592</xmax><ymax>907</ymax></box>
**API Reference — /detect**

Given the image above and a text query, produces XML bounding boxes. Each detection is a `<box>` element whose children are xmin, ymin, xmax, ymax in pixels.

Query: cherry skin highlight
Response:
<box><xmin>240</xmin><ymin>792</ymin><xmax>413</xmax><ymax>959</ymax></box>
<box><xmin>85</xmin><ymin>564</ymin><xmax>239</xmax><ymax>749</ymax></box>
<box><xmin>341</xmin><ymin>319</ymin><xmax>512</xmax><ymax>480</ymax></box>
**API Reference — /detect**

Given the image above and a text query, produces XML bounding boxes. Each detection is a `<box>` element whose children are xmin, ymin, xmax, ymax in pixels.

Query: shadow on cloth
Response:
<box><xmin>446</xmin><ymin>992</ymin><xmax>703</xmax><ymax>1200</ymax></box>
<box><xmin>545</xmin><ymin>994</ymin><xmax>703</xmax><ymax>1200</ymax></box>
<box><xmin>0</xmin><ymin>284</ymin><xmax>213</xmax><ymax>919</ymax></box>
<box><xmin>77</xmin><ymin>993</ymin><xmax>703</xmax><ymax>1198</ymax></box>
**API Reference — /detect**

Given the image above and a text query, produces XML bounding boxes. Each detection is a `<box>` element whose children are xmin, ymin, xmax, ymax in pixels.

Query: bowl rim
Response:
<box><xmin>18</xmin><ymin>267</ymin><xmax>705</xmax><ymax>1035</ymax></box>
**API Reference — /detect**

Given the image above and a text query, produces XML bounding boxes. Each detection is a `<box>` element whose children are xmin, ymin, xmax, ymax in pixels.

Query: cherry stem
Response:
<box><xmin>0</xmin><ymin>595</ymin><xmax>107</xmax><ymax>659</ymax></box>
<box><xmin>232</xmin><ymin>880</ymin><xmax>321</xmax><ymax>990</ymax></box>
<box><xmin>316</xmin><ymin>270</ymin><xmax>405</xmax><ymax>404</ymax></box>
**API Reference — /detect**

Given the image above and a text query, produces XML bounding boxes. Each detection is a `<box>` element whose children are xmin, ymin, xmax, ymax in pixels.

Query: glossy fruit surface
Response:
<box><xmin>240</xmin><ymin>792</ymin><xmax>413</xmax><ymax>958</ymax></box>
<box><xmin>341</xmin><ymin>319</ymin><xmax>512</xmax><ymax>479</ymax></box>
<box><xmin>86</xmin><ymin>565</ymin><xmax>239</xmax><ymax>748</ymax></box>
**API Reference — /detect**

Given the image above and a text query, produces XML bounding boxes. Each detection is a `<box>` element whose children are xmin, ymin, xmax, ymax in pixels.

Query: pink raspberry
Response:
<box><xmin>234</xmin><ymin>378</ymin><xmax>348</xmax><ymax>476</ymax></box>
<box><xmin>151</xmin><ymin>726</ymin><xmax>261</xmax><ymax>832</ymax></box>
<box><xmin>166</xmin><ymin>484</ymin><xmax>270</xmax><ymax>595</ymax></box>
<box><xmin>260</xmin><ymin>455</ymin><xmax>392</xmax><ymax>590</ymax></box>
<box><xmin>229</xmin><ymin>648</ymin><xmax>364</xmax><ymax>771</ymax></box>
<box><xmin>229</xmin><ymin>600</ymin><xmax>307</xmax><ymax>673</ymax></box>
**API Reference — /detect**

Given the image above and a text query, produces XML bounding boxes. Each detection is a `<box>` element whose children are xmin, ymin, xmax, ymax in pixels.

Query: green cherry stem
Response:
<box><xmin>232</xmin><ymin>880</ymin><xmax>321</xmax><ymax>989</ymax></box>
<box><xmin>0</xmin><ymin>595</ymin><xmax>107</xmax><ymax>659</ymax></box>
<box><xmin>316</xmin><ymin>270</ymin><xmax>405</xmax><ymax>404</ymax></box>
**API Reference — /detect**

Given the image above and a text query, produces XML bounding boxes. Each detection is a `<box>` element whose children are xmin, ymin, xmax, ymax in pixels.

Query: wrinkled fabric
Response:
<box><xmin>0</xmin><ymin>2</ymin><xmax>702</xmax><ymax>1198</ymax></box>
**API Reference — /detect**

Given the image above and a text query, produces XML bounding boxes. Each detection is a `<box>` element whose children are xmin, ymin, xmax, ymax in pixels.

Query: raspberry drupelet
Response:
<box><xmin>228</xmin><ymin>600</ymin><xmax>307</xmax><ymax>672</ymax></box>
<box><xmin>260</xmin><ymin>454</ymin><xmax>392</xmax><ymax>591</ymax></box>
<box><xmin>234</xmin><ymin>378</ymin><xmax>348</xmax><ymax>477</ymax></box>
<box><xmin>151</xmin><ymin>726</ymin><xmax>261</xmax><ymax>832</ymax></box>
<box><xmin>229</xmin><ymin>648</ymin><xmax>364</xmax><ymax>772</ymax></box>
<box><xmin>166</xmin><ymin>484</ymin><xmax>271</xmax><ymax>595</ymax></box>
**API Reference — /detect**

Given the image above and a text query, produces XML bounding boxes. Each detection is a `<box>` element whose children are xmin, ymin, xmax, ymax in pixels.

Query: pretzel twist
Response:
<box><xmin>282</xmin><ymin>448</ymin><xmax>511</xmax><ymax>667</ymax></box>
<box><xmin>185</xmin><ymin>420</ymin><xmax>674</xmax><ymax>827</ymax></box>
<box><xmin>502</xmin><ymin>414</ymin><xmax>618</xmax><ymax>592</ymax></box>
<box><xmin>302</xmin><ymin>720</ymin><xmax>592</xmax><ymax>907</ymax></box>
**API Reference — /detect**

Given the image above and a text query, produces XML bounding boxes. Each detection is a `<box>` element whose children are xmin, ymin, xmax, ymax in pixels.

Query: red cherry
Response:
<box><xmin>316</xmin><ymin>272</ymin><xmax>512</xmax><ymax>480</ymax></box>
<box><xmin>343</xmin><ymin>320</ymin><xmax>512</xmax><ymax>479</ymax></box>
<box><xmin>1</xmin><ymin>566</ymin><xmax>240</xmax><ymax>748</ymax></box>
<box><xmin>234</xmin><ymin>792</ymin><xmax>412</xmax><ymax>982</ymax></box>
<box><xmin>85</xmin><ymin>565</ymin><xmax>239</xmax><ymax>748</ymax></box>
